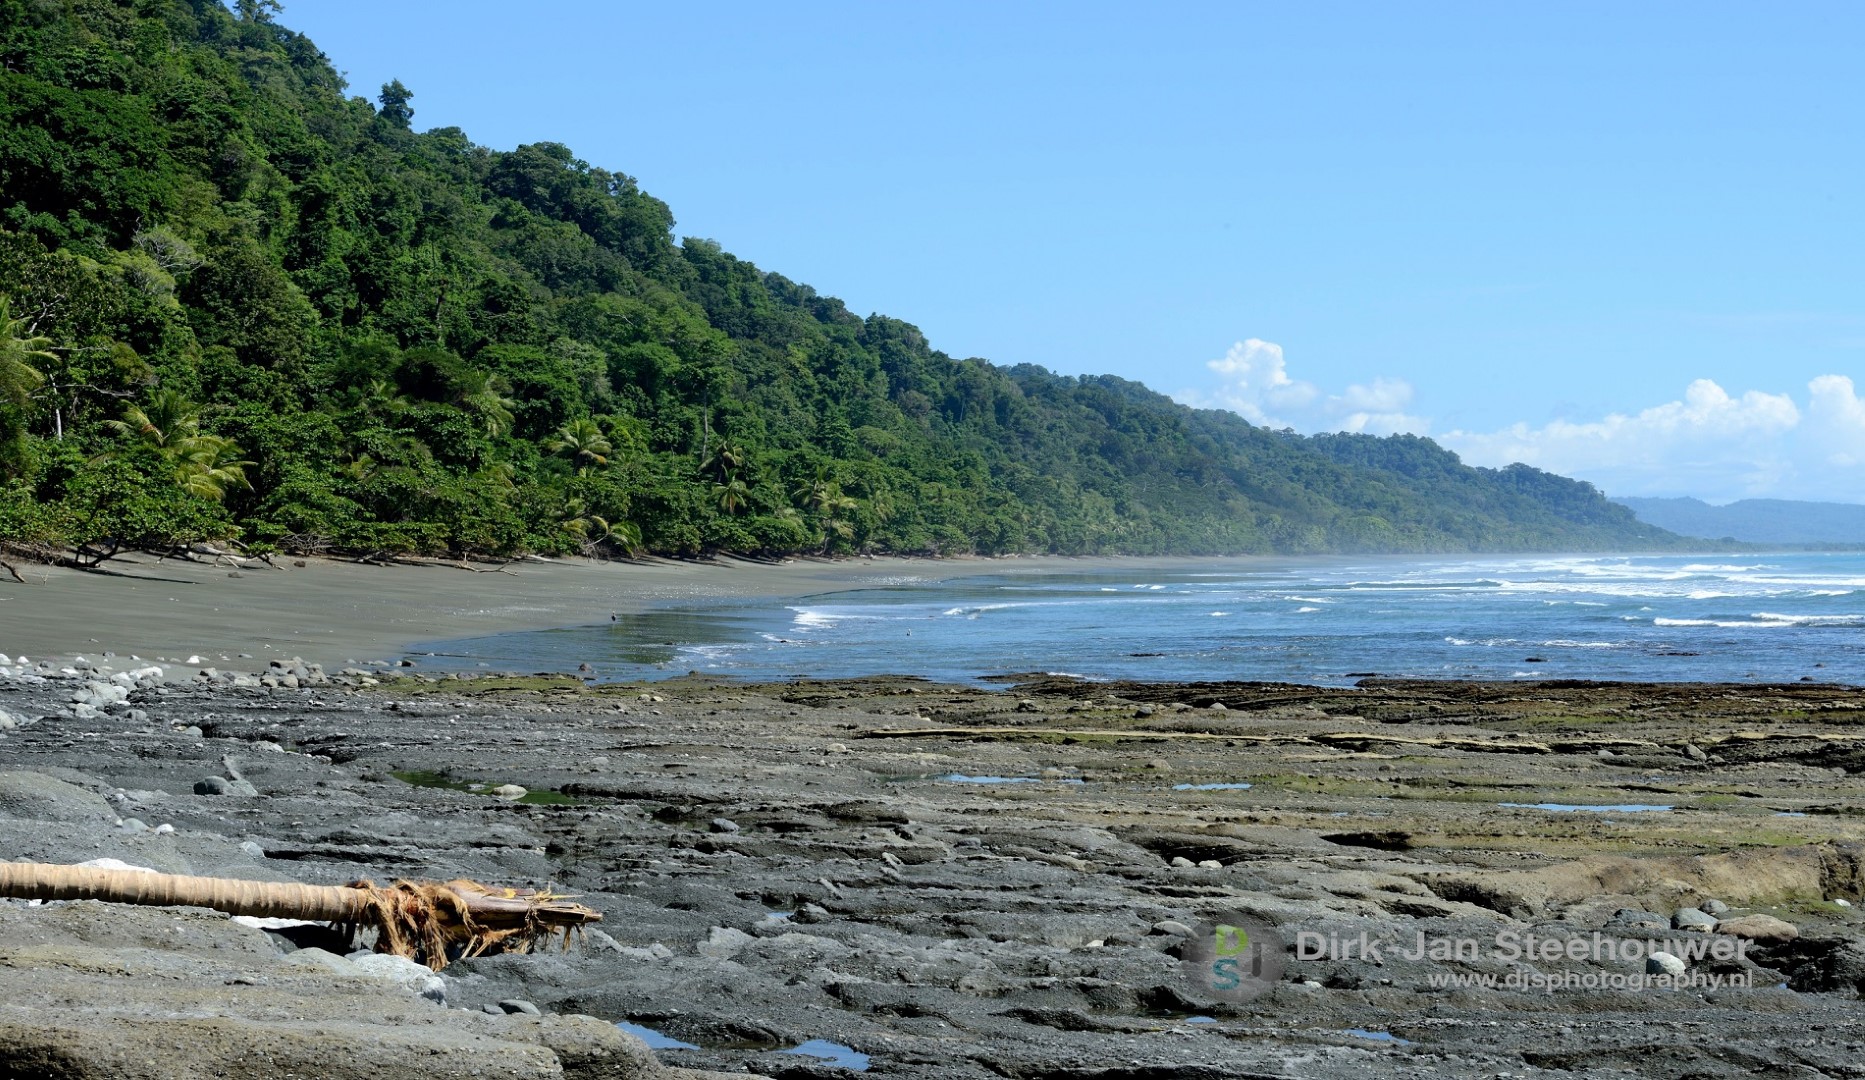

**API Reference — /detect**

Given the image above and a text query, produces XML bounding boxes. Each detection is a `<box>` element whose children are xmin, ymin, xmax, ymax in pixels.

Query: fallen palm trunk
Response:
<box><xmin>0</xmin><ymin>861</ymin><xmax>601</xmax><ymax>971</ymax></box>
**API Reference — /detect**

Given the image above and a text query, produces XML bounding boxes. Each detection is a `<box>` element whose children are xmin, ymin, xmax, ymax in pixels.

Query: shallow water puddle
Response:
<box><xmin>941</xmin><ymin>773</ymin><xmax>1084</xmax><ymax>785</ymax></box>
<box><xmin>782</xmin><ymin>1039</ymin><xmax>871</xmax><ymax>1070</ymax></box>
<box><xmin>1499</xmin><ymin>802</ymin><xmax>1672</xmax><ymax>813</ymax></box>
<box><xmin>615</xmin><ymin>1021</ymin><xmax>700</xmax><ymax>1051</ymax></box>
<box><xmin>1172</xmin><ymin>782</ymin><xmax>1253</xmax><ymax>791</ymax></box>
<box><xmin>1341</xmin><ymin>1028</ymin><xmax>1415</xmax><ymax>1045</ymax></box>
<box><xmin>390</xmin><ymin>770</ymin><xmax>578</xmax><ymax>805</ymax></box>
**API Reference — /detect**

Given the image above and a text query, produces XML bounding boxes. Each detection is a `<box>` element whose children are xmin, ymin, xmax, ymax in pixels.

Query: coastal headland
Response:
<box><xmin>0</xmin><ymin>563</ymin><xmax>1861</xmax><ymax>1077</ymax></box>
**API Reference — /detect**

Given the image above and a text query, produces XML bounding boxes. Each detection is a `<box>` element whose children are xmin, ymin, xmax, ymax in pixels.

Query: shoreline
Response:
<box><xmin>2</xmin><ymin>547</ymin><xmax>1854</xmax><ymax>685</ymax></box>
<box><xmin>0</xmin><ymin>550</ymin><xmax>1271</xmax><ymax>675</ymax></box>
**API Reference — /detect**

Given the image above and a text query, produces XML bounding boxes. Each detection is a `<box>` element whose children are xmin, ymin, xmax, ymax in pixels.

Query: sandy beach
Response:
<box><xmin>0</xmin><ymin>552</ymin><xmax>1263</xmax><ymax>673</ymax></box>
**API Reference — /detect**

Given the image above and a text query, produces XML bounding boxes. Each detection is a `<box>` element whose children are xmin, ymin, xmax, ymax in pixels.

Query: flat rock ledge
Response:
<box><xmin>0</xmin><ymin>901</ymin><xmax>753</xmax><ymax>1080</ymax></box>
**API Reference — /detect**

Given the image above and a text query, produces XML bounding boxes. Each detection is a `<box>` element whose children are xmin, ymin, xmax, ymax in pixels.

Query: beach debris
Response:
<box><xmin>0</xmin><ymin>861</ymin><xmax>601</xmax><ymax>971</ymax></box>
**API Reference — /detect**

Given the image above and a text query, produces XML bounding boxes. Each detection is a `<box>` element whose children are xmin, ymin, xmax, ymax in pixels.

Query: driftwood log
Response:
<box><xmin>0</xmin><ymin>861</ymin><xmax>602</xmax><ymax>970</ymax></box>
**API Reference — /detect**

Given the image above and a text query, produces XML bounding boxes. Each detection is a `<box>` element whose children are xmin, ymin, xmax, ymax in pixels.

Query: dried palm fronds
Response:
<box><xmin>0</xmin><ymin>861</ymin><xmax>601</xmax><ymax>971</ymax></box>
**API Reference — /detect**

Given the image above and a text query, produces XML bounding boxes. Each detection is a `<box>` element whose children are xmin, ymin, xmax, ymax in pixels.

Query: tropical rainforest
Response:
<box><xmin>0</xmin><ymin>0</ymin><xmax>1684</xmax><ymax>563</ymax></box>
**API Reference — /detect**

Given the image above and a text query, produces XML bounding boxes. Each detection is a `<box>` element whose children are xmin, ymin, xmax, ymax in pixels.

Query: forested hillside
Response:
<box><xmin>0</xmin><ymin>0</ymin><xmax>1683</xmax><ymax>561</ymax></box>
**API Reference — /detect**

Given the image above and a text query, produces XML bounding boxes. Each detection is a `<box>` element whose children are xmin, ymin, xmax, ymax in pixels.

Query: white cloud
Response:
<box><xmin>1180</xmin><ymin>339</ymin><xmax>1429</xmax><ymax>436</ymax></box>
<box><xmin>1443</xmin><ymin>377</ymin><xmax>1865</xmax><ymax>502</ymax></box>
<box><xmin>1806</xmin><ymin>374</ymin><xmax>1865</xmax><ymax>468</ymax></box>
<box><xmin>1181</xmin><ymin>338</ymin><xmax>1865</xmax><ymax>502</ymax></box>
<box><xmin>1197</xmin><ymin>339</ymin><xmax>1319</xmax><ymax>425</ymax></box>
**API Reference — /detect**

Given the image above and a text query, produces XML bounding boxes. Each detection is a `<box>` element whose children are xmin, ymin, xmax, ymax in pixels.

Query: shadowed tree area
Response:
<box><xmin>0</xmin><ymin>0</ymin><xmax>1685</xmax><ymax>562</ymax></box>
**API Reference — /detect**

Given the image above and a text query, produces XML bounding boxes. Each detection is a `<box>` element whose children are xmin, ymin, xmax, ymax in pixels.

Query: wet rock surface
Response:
<box><xmin>2</xmin><ymin>667</ymin><xmax>1864</xmax><ymax>1077</ymax></box>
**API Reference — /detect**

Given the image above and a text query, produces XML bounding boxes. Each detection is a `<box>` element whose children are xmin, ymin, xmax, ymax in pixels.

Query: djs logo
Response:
<box><xmin>1179</xmin><ymin>913</ymin><xmax>1286</xmax><ymax>1002</ymax></box>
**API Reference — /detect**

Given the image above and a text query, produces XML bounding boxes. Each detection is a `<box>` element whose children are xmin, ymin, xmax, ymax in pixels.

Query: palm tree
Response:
<box><xmin>701</xmin><ymin>440</ymin><xmax>746</xmax><ymax>483</ymax></box>
<box><xmin>476</xmin><ymin>460</ymin><xmax>518</xmax><ymax>491</ymax></box>
<box><xmin>547</xmin><ymin>418</ymin><xmax>612</xmax><ymax>474</ymax></box>
<box><xmin>102</xmin><ymin>391</ymin><xmax>253</xmax><ymax>503</ymax></box>
<box><xmin>791</xmin><ymin>465</ymin><xmax>837</xmax><ymax>514</ymax></box>
<box><xmin>561</xmin><ymin>496</ymin><xmax>641</xmax><ymax>556</ymax></box>
<box><xmin>822</xmin><ymin>493</ymin><xmax>860</xmax><ymax>550</ymax></box>
<box><xmin>713</xmin><ymin>477</ymin><xmax>751</xmax><ymax>515</ymax></box>
<box><xmin>352</xmin><ymin>378</ymin><xmax>409</xmax><ymax>419</ymax></box>
<box><xmin>449</xmin><ymin>369</ymin><xmax>515</xmax><ymax>436</ymax></box>
<box><xmin>172</xmin><ymin>433</ymin><xmax>254</xmax><ymax>501</ymax></box>
<box><xmin>103</xmin><ymin>388</ymin><xmax>200</xmax><ymax>449</ymax></box>
<box><xmin>0</xmin><ymin>295</ymin><xmax>53</xmax><ymax>407</ymax></box>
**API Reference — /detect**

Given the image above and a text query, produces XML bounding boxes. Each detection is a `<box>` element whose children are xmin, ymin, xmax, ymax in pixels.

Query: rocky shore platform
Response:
<box><xmin>3</xmin><ymin>657</ymin><xmax>1864</xmax><ymax>1077</ymax></box>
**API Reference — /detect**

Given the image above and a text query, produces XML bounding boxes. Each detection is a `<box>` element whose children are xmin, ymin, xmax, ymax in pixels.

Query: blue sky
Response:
<box><xmin>276</xmin><ymin>1</ymin><xmax>1864</xmax><ymax>503</ymax></box>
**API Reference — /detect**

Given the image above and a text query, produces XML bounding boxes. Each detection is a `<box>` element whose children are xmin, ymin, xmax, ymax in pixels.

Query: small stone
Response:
<box><xmin>497</xmin><ymin>999</ymin><xmax>541</xmax><ymax>1016</ymax></box>
<box><xmin>348</xmin><ymin>952</ymin><xmax>445</xmax><ymax>1003</ymax></box>
<box><xmin>708</xmin><ymin>817</ymin><xmax>740</xmax><ymax>833</ymax></box>
<box><xmin>1672</xmin><ymin>908</ymin><xmax>1718</xmax><ymax>930</ymax></box>
<box><xmin>240</xmin><ymin>841</ymin><xmax>266</xmax><ymax>858</ymax></box>
<box><xmin>1683</xmin><ymin>743</ymin><xmax>1708</xmax><ymax>762</ymax></box>
<box><xmin>1715</xmin><ymin>914</ymin><xmax>1799</xmax><ymax>944</ymax></box>
<box><xmin>480</xmin><ymin>1003</ymin><xmax>504</xmax><ymax>1016</ymax></box>
<box><xmin>1701</xmin><ymin>898</ymin><xmax>1729</xmax><ymax>916</ymax></box>
<box><xmin>1206</xmin><ymin>702</ymin><xmax>1227</xmax><ymax>711</ymax></box>
<box><xmin>698</xmin><ymin>926</ymin><xmax>754</xmax><ymax>959</ymax></box>
<box><xmin>1607</xmin><ymin>909</ymin><xmax>1668</xmax><ymax>931</ymax></box>
<box><xmin>1646</xmin><ymin>951</ymin><xmax>1687</xmax><ymax>977</ymax></box>
<box><xmin>1152</xmin><ymin>920</ymin><xmax>1195</xmax><ymax>937</ymax></box>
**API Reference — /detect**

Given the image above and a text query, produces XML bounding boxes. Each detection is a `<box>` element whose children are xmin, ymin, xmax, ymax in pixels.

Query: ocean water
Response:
<box><xmin>409</xmin><ymin>553</ymin><xmax>1865</xmax><ymax>686</ymax></box>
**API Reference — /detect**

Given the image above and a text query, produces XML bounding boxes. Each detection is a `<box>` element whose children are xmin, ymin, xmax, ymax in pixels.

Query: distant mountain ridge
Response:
<box><xmin>1616</xmin><ymin>497</ymin><xmax>1865</xmax><ymax>546</ymax></box>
